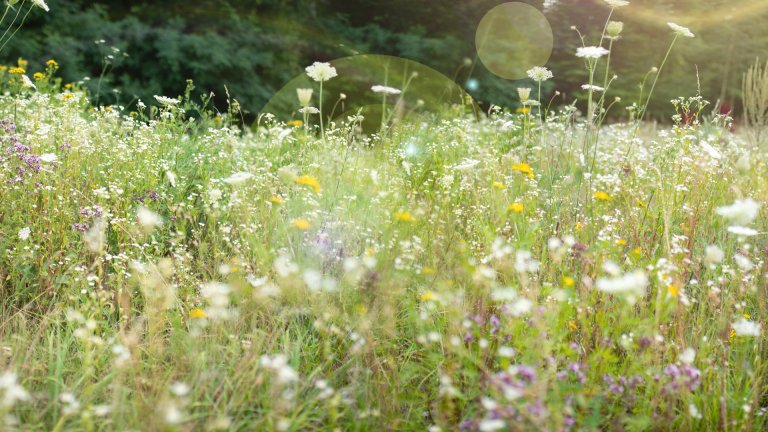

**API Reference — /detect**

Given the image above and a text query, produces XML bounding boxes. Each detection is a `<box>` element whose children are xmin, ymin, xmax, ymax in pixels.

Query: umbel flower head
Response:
<box><xmin>371</xmin><ymin>85</ymin><xmax>402</xmax><ymax>95</ymax></box>
<box><xmin>604</xmin><ymin>0</ymin><xmax>629</xmax><ymax>7</ymax></box>
<box><xmin>526</xmin><ymin>66</ymin><xmax>553</xmax><ymax>82</ymax></box>
<box><xmin>667</xmin><ymin>22</ymin><xmax>695</xmax><ymax>38</ymax></box>
<box><xmin>305</xmin><ymin>62</ymin><xmax>338</xmax><ymax>82</ymax></box>
<box><xmin>576</xmin><ymin>46</ymin><xmax>610</xmax><ymax>59</ymax></box>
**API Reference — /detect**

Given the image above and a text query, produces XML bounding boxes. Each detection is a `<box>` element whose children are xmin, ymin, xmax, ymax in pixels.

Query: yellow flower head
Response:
<box><xmin>268</xmin><ymin>195</ymin><xmax>285</xmax><ymax>205</ymax></box>
<box><xmin>289</xmin><ymin>119</ymin><xmax>303</xmax><ymax>127</ymax></box>
<box><xmin>594</xmin><ymin>191</ymin><xmax>612</xmax><ymax>202</ymax></box>
<box><xmin>616</xmin><ymin>239</ymin><xmax>627</xmax><ymax>246</ymax></box>
<box><xmin>562</xmin><ymin>276</ymin><xmax>575</xmax><ymax>287</ymax></box>
<box><xmin>516</xmin><ymin>107</ymin><xmax>531</xmax><ymax>115</ymax></box>
<box><xmin>46</xmin><ymin>59</ymin><xmax>58</xmax><ymax>70</ymax></box>
<box><xmin>394</xmin><ymin>211</ymin><xmax>415</xmax><ymax>223</ymax></box>
<box><xmin>419</xmin><ymin>291</ymin><xmax>435</xmax><ymax>302</ymax></box>
<box><xmin>491</xmin><ymin>182</ymin><xmax>505</xmax><ymax>190</ymax></box>
<box><xmin>16</xmin><ymin>58</ymin><xmax>27</xmax><ymax>69</ymax></box>
<box><xmin>511</xmin><ymin>162</ymin><xmax>534</xmax><ymax>178</ymax></box>
<box><xmin>190</xmin><ymin>308</ymin><xmax>206</xmax><ymax>319</ymax></box>
<box><xmin>33</xmin><ymin>72</ymin><xmax>44</xmax><ymax>81</ymax></box>
<box><xmin>291</xmin><ymin>218</ymin><xmax>311</xmax><ymax>230</ymax></box>
<box><xmin>295</xmin><ymin>175</ymin><xmax>321</xmax><ymax>193</ymax></box>
<box><xmin>668</xmin><ymin>284</ymin><xmax>680</xmax><ymax>298</ymax></box>
<box><xmin>8</xmin><ymin>67</ymin><xmax>25</xmax><ymax>74</ymax></box>
<box><xmin>508</xmin><ymin>202</ymin><xmax>524</xmax><ymax>213</ymax></box>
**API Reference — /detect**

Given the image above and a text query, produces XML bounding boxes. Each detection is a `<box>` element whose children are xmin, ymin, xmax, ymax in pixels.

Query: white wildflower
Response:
<box><xmin>716</xmin><ymin>198</ymin><xmax>759</xmax><ymax>225</ymax></box>
<box><xmin>732</xmin><ymin>318</ymin><xmax>761</xmax><ymax>337</ymax></box>
<box><xmin>137</xmin><ymin>207</ymin><xmax>163</xmax><ymax>228</ymax></box>
<box><xmin>668</xmin><ymin>22</ymin><xmax>695</xmax><ymax>38</ymax></box>
<box><xmin>596</xmin><ymin>270</ymin><xmax>648</xmax><ymax>305</ymax></box>
<box><xmin>17</xmin><ymin>227</ymin><xmax>30</xmax><ymax>241</ymax></box>
<box><xmin>223</xmin><ymin>172</ymin><xmax>254</xmax><ymax>185</ymax></box>
<box><xmin>679</xmin><ymin>348</ymin><xmax>695</xmax><ymax>365</ymax></box>
<box><xmin>31</xmin><ymin>0</ymin><xmax>49</xmax><ymax>12</ymax></box>
<box><xmin>39</xmin><ymin>153</ymin><xmax>57</xmax><ymax>163</ymax></box>
<box><xmin>526</xmin><ymin>66</ymin><xmax>553</xmax><ymax>82</ymax></box>
<box><xmin>371</xmin><ymin>85</ymin><xmax>402</xmax><ymax>95</ymax></box>
<box><xmin>305</xmin><ymin>62</ymin><xmax>337</xmax><ymax>82</ymax></box>
<box><xmin>604</xmin><ymin>0</ymin><xmax>629</xmax><ymax>7</ymax></box>
<box><xmin>296</xmin><ymin>88</ymin><xmax>313</xmax><ymax>106</ymax></box>
<box><xmin>576</xmin><ymin>46</ymin><xmax>610</xmax><ymax>59</ymax></box>
<box><xmin>154</xmin><ymin>95</ymin><xmax>180</xmax><ymax>106</ymax></box>
<box><xmin>703</xmin><ymin>245</ymin><xmax>724</xmax><ymax>266</ymax></box>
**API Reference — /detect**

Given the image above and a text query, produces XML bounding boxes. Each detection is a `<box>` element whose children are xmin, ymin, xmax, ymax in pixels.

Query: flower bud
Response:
<box><xmin>607</xmin><ymin>21</ymin><xmax>624</xmax><ymax>38</ymax></box>
<box><xmin>517</xmin><ymin>87</ymin><xmax>531</xmax><ymax>102</ymax></box>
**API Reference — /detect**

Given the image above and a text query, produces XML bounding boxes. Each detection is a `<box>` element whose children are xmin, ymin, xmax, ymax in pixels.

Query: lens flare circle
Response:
<box><xmin>475</xmin><ymin>2</ymin><xmax>553</xmax><ymax>80</ymax></box>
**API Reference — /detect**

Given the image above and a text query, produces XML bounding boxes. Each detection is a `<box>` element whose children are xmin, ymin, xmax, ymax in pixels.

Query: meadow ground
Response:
<box><xmin>0</xmin><ymin>15</ymin><xmax>767</xmax><ymax>432</ymax></box>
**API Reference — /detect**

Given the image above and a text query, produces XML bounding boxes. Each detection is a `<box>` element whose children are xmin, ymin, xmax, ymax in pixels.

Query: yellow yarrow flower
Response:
<box><xmin>291</xmin><ymin>218</ymin><xmax>311</xmax><ymax>230</ymax></box>
<box><xmin>295</xmin><ymin>175</ymin><xmax>321</xmax><ymax>193</ymax></box>
<box><xmin>594</xmin><ymin>191</ymin><xmax>612</xmax><ymax>202</ymax></box>
<box><xmin>511</xmin><ymin>162</ymin><xmax>534</xmax><ymax>178</ymax></box>
<box><xmin>419</xmin><ymin>291</ymin><xmax>435</xmax><ymax>302</ymax></box>
<box><xmin>394</xmin><ymin>211</ymin><xmax>415</xmax><ymax>222</ymax></box>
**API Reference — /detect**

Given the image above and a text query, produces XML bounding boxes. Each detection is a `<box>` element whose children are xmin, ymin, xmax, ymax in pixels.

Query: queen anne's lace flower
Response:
<box><xmin>305</xmin><ymin>62</ymin><xmax>338</xmax><ymax>82</ymax></box>
<box><xmin>526</xmin><ymin>66</ymin><xmax>553</xmax><ymax>82</ymax></box>
<box><xmin>668</xmin><ymin>22</ymin><xmax>695</xmax><ymax>38</ymax></box>
<box><xmin>576</xmin><ymin>46</ymin><xmax>610</xmax><ymax>59</ymax></box>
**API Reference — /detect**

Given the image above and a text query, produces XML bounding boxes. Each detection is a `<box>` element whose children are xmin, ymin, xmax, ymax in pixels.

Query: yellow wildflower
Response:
<box><xmin>594</xmin><ymin>191</ymin><xmax>612</xmax><ymax>202</ymax></box>
<box><xmin>16</xmin><ymin>58</ymin><xmax>27</xmax><ymax>69</ymax></box>
<box><xmin>291</xmin><ymin>218</ymin><xmax>311</xmax><ymax>230</ymax></box>
<box><xmin>421</xmin><ymin>266</ymin><xmax>436</xmax><ymax>275</ymax></box>
<box><xmin>289</xmin><ymin>119</ymin><xmax>303</xmax><ymax>127</ymax></box>
<box><xmin>295</xmin><ymin>175</ymin><xmax>321</xmax><ymax>193</ymax></box>
<box><xmin>575</xmin><ymin>222</ymin><xmax>584</xmax><ymax>231</ymax></box>
<box><xmin>668</xmin><ymin>284</ymin><xmax>680</xmax><ymax>297</ymax></box>
<box><xmin>61</xmin><ymin>93</ymin><xmax>74</xmax><ymax>101</ymax></box>
<box><xmin>743</xmin><ymin>313</ymin><xmax>751</xmax><ymax>319</ymax></box>
<box><xmin>394</xmin><ymin>211</ymin><xmax>415</xmax><ymax>222</ymax></box>
<box><xmin>511</xmin><ymin>162</ymin><xmax>534</xmax><ymax>178</ymax></box>
<box><xmin>491</xmin><ymin>182</ymin><xmax>505</xmax><ymax>190</ymax></box>
<box><xmin>46</xmin><ymin>59</ymin><xmax>58</xmax><ymax>70</ymax></box>
<box><xmin>508</xmin><ymin>202</ymin><xmax>524</xmax><ymax>213</ymax></box>
<box><xmin>8</xmin><ymin>67</ymin><xmax>25</xmax><ymax>74</ymax></box>
<box><xmin>33</xmin><ymin>72</ymin><xmax>44</xmax><ymax>81</ymax></box>
<box><xmin>567</xmin><ymin>320</ymin><xmax>578</xmax><ymax>331</ymax></box>
<box><xmin>268</xmin><ymin>195</ymin><xmax>285</xmax><ymax>205</ymax></box>
<box><xmin>562</xmin><ymin>276</ymin><xmax>575</xmax><ymax>287</ymax></box>
<box><xmin>616</xmin><ymin>239</ymin><xmax>627</xmax><ymax>246</ymax></box>
<box><xmin>190</xmin><ymin>308</ymin><xmax>206</xmax><ymax>319</ymax></box>
<box><xmin>516</xmin><ymin>107</ymin><xmax>531</xmax><ymax>114</ymax></box>
<box><xmin>419</xmin><ymin>291</ymin><xmax>435</xmax><ymax>302</ymax></box>
<box><xmin>64</xmin><ymin>83</ymin><xmax>73</xmax><ymax>89</ymax></box>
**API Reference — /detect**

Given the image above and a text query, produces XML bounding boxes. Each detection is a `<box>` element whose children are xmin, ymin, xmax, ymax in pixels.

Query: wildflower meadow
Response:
<box><xmin>0</xmin><ymin>0</ymin><xmax>767</xmax><ymax>431</ymax></box>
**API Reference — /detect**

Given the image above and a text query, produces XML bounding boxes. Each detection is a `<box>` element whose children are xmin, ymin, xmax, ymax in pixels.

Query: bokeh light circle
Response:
<box><xmin>475</xmin><ymin>2</ymin><xmax>553</xmax><ymax>80</ymax></box>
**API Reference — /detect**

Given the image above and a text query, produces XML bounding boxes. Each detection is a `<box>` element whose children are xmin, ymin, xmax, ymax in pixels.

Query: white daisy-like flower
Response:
<box><xmin>371</xmin><ymin>85</ymin><xmax>402</xmax><ymax>95</ymax></box>
<box><xmin>581</xmin><ymin>84</ymin><xmax>605</xmax><ymax>92</ymax></box>
<box><xmin>604</xmin><ymin>0</ymin><xmax>629</xmax><ymax>7</ymax></box>
<box><xmin>576</xmin><ymin>46</ymin><xmax>610</xmax><ymax>59</ymax></box>
<box><xmin>668</xmin><ymin>22</ymin><xmax>695</xmax><ymax>38</ymax></box>
<box><xmin>526</xmin><ymin>66</ymin><xmax>553</xmax><ymax>82</ymax></box>
<box><xmin>305</xmin><ymin>62</ymin><xmax>337</xmax><ymax>82</ymax></box>
<box><xmin>39</xmin><ymin>153</ymin><xmax>57</xmax><ymax>163</ymax></box>
<box><xmin>154</xmin><ymin>95</ymin><xmax>180</xmax><ymax>106</ymax></box>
